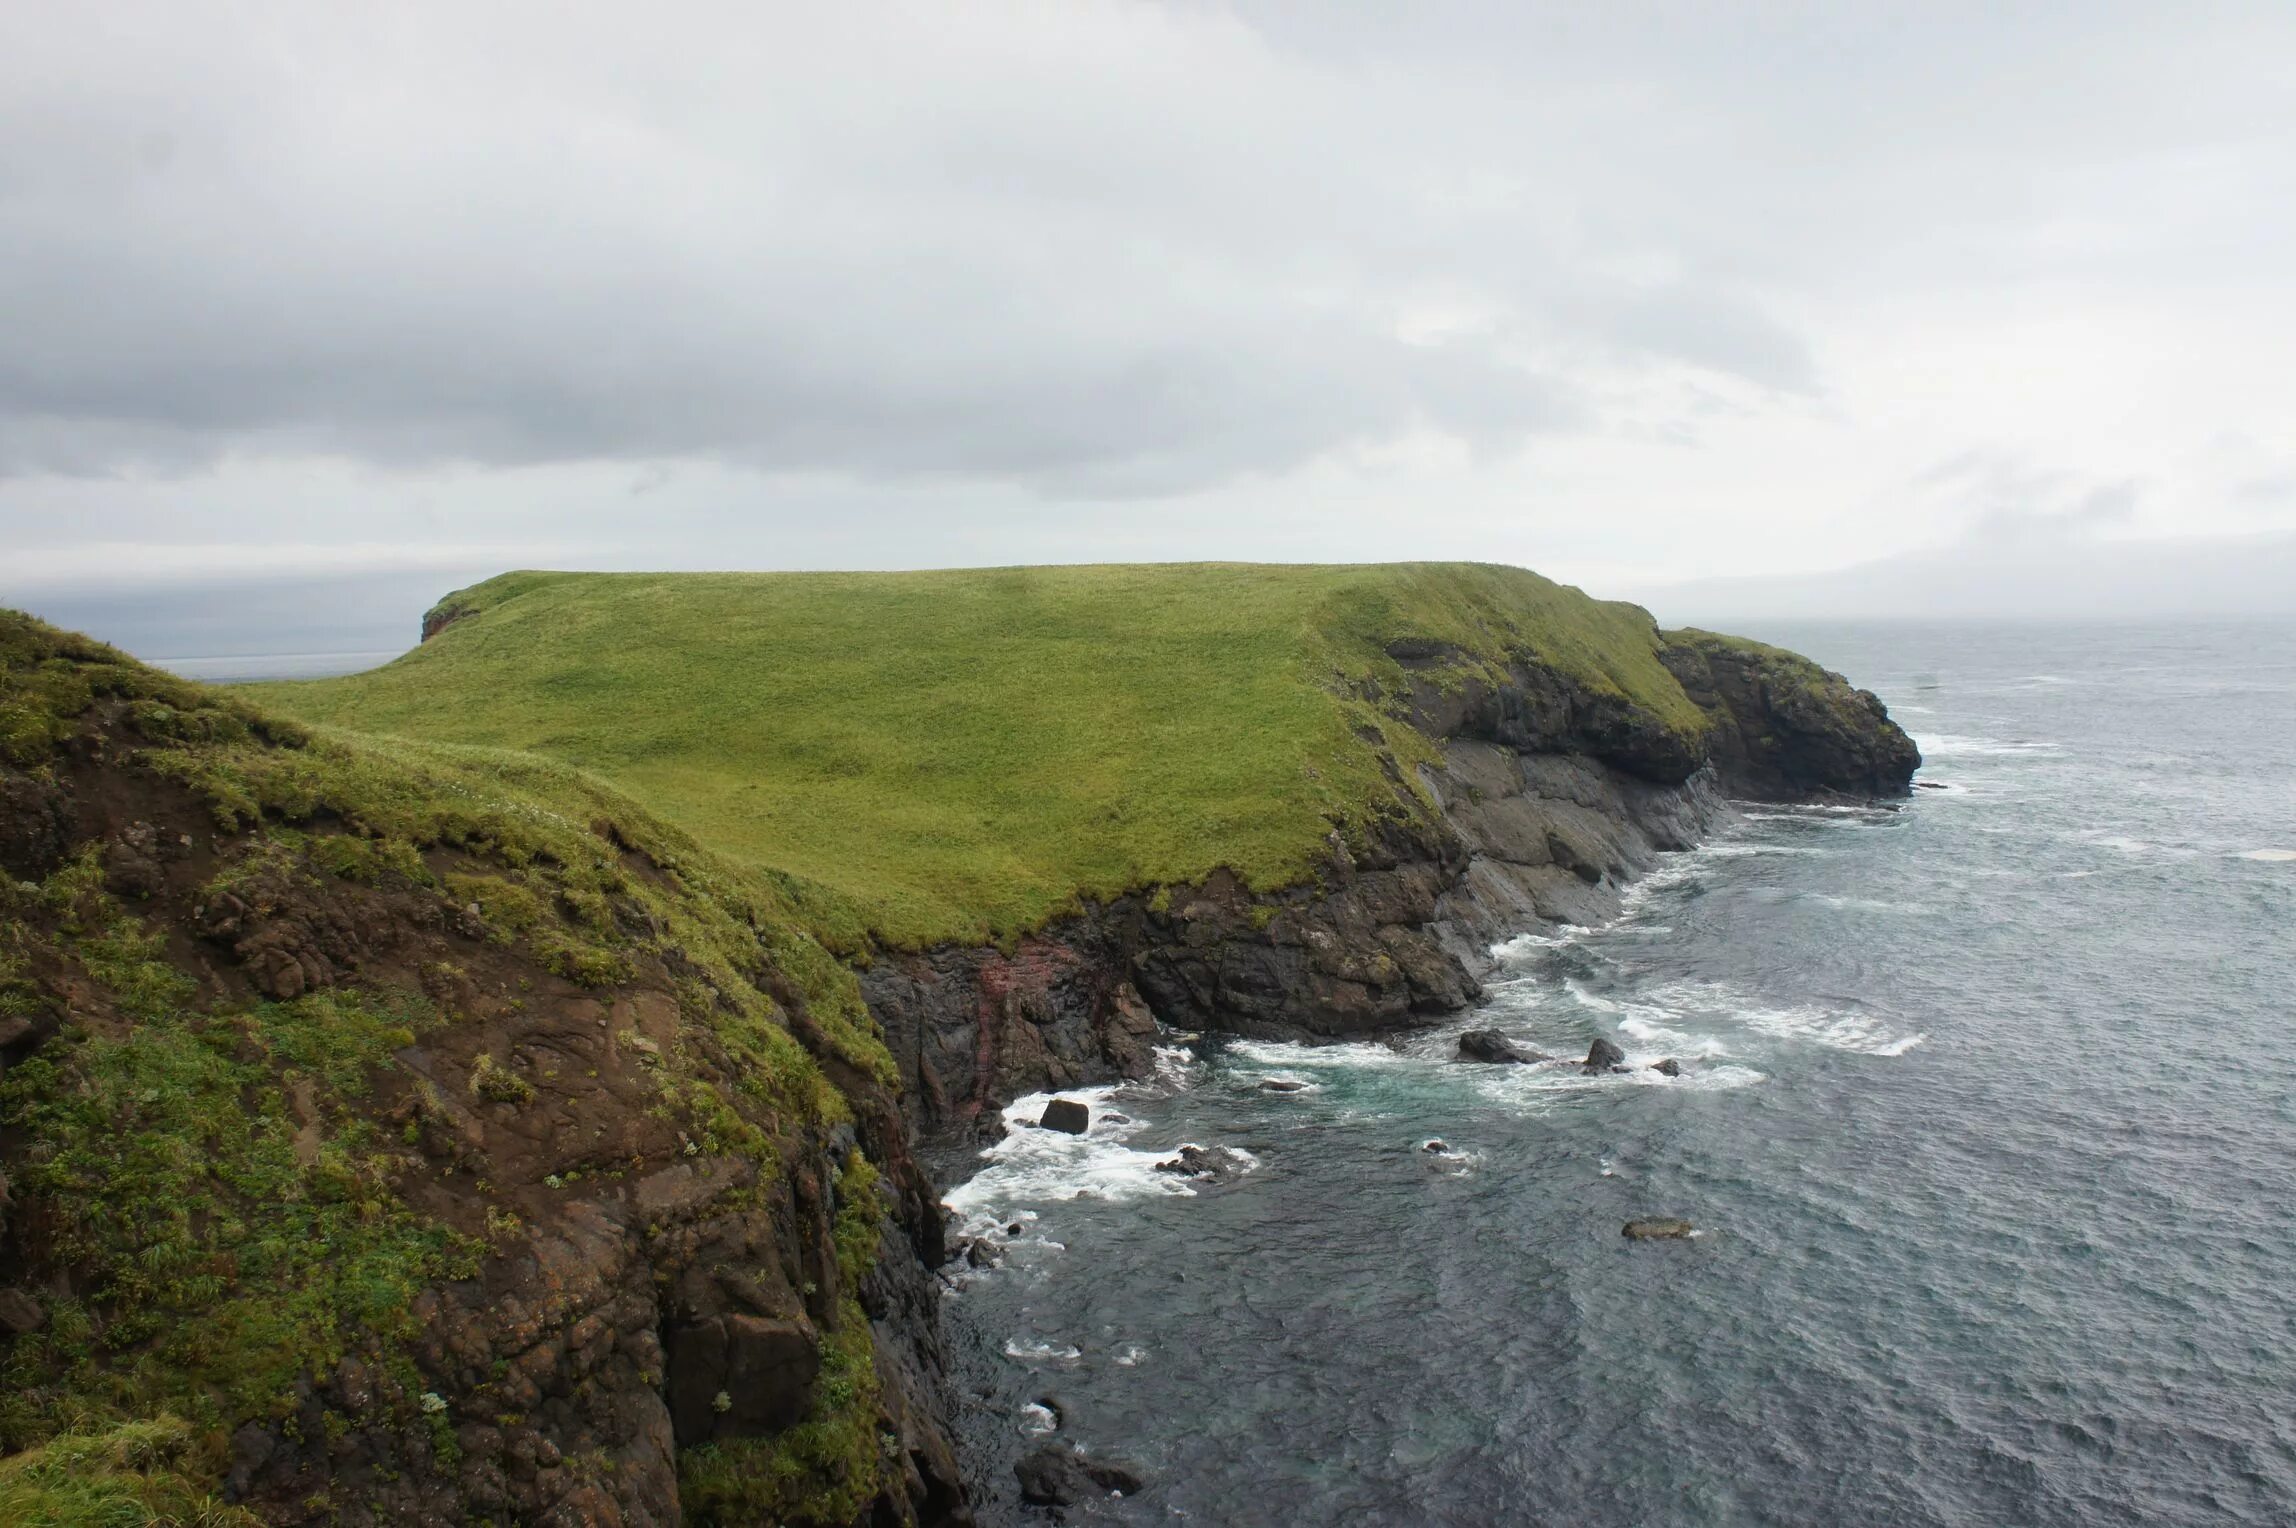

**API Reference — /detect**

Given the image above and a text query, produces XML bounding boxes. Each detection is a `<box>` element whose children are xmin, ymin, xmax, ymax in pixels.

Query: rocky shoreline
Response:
<box><xmin>865</xmin><ymin>633</ymin><xmax>1919</xmax><ymax>1158</ymax></box>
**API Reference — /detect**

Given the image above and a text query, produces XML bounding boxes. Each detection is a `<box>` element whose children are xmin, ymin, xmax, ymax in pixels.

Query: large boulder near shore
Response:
<box><xmin>1623</xmin><ymin>1218</ymin><xmax>1696</xmax><ymax>1240</ymax></box>
<box><xmin>1040</xmin><ymin>1097</ymin><xmax>1091</xmax><ymax>1134</ymax></box>
<box><xmin>1016</xmin><ymin>1443</ymin><xmax>1146</xmax><ymax>1504</ymax></box>
<box><xmin>1584</xmin><ymin>1037</ymin><xmax>1626</xmax><ymax>1072</ymax></box>
<box><xmin>1457</xmin><ymin>1029</ymin><xmax>1543</xmax><ymax>1064</ymax></box>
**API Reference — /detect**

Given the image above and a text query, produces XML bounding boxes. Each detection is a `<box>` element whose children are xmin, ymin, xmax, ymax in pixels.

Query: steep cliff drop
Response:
<box><xmin>0</xmin><ymin>614</ymin><xmax>967</xmax><ymax>1527</ymax></box>
<box><xmin>863</xmin><ymin>628</ymin><xmax>1919</xmax><ymax>1145</ymax></box>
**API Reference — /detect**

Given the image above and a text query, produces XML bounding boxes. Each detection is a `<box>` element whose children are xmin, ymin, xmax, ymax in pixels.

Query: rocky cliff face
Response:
<box><xmin>866</xmin><ymin>633</ymin><xmax>1917</xmax><ymax>1145</ymax></box>
<box><xmin>0</xmin><ymin>616</ymin><xmax>967</xmax><ymax>1527</ymax></box>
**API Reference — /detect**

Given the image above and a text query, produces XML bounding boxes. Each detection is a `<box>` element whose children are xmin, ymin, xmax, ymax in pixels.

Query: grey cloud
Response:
<box><xmin>0</xmin><ymin>1</ymin><xmax>1832</xmax><ymax>493</ymax></box>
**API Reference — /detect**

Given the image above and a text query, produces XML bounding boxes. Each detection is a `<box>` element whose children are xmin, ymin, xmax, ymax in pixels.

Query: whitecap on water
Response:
<box><xmin>1018</xmin><ymin>1402</ymin><xmax>1058</xmax><ymax>1435</ymax></box>
<box><xmin>1801</xmin><ymin>893</ymin><xmax>1931</xmax><ymax>915</ymax></box>
<box><xmin>1645</xmin><ymin>979</ymin><xmax>1927</xmax><ymax>1058</ymax></box>
<box><xmin>1003</xmin><ymin>1339</ymin><xmax>1082</xmax><ymax>1364</ymax></box>
<box><xmin>2236</xmin><ymin>848</ymin><xmax>2296</xmax><ymax>863</ymax></box>
<box><xmin>1912</xmin><ymin>733</ymin><xmax>2061</xmax><ymax>759</ymax></box>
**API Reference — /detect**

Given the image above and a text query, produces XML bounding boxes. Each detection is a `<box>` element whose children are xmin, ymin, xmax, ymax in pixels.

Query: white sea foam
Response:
<box><xmin>1699</xmin><ymin>843</ymin><xmax>1830</xmax><ymax>857</ymax></box>
<box><xmin>1912</xmin><ymin>733</ymin><xmax>2061</xmax><ymax>759</ymax></box>
<box><xmin>1019</xmin><ymin>1403</ymin><xmax>1058</xmax><ymax>1435</ymax></box>
<box><xmin>943</xmin><ymin>1086</ymin><xmax>1203</xmax><ymax>1224</ymax></box>
<box><xmin>1003</xmin><ymin>1339</ymin><xmax>1082</xmax><ymax>1364</ymax></box>
<box><xmin>1228</xmin><ymin>1037</ymin><xmax>1423</xmax><ymax>1072</ymax></box>
<box><xmin>2236</xmin><ymin>848</ymin><xmax>2296</xmax><ymax>863</ymax></box>
<box><xmin>1490</xmin><ymin>925</ymin><xmax>1592</xmax><ymax>958</ymax></box>
<box><xmin>1647</xmin><ymin>979</ymin><xmax>1927</xmax><ymax>1057</ymax></box>
<box><xmin>1803</xmin><ymin>893</ymin><xmax>1930</xmax><ymax>915</ymax></box>
<box><xmin>1113</xmin><ymin>1344</ymin><xmax>1146</xmax><ymax>1367</ymax></box>
<box><xmin>1151</xmin><ymin>1043</ymin><xmax>1204</xmax><ymax>1088</ymax></box>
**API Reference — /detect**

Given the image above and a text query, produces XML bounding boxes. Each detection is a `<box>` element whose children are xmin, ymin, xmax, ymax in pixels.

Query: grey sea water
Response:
<box><xmin>938</xmin><ymin>621</ymin><xmax>2296</xmax><ymax>1526</ymax></box>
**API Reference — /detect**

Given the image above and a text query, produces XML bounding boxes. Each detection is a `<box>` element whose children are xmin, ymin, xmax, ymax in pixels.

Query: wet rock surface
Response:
<box><xmin>1014</xmin><ymin>1443</ymin><xmax>1146</xmax><ymax>1506</ymax></box>
<box><xmin>1457</xmin><ymin>1028</ymin><xmax>1543</xmax><ymax>1064</ymax></box>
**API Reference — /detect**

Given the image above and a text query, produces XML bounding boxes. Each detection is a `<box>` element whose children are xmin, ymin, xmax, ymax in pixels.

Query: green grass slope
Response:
<box><xmin>264</xmin><ymin>563</ymin><xmax>1705</xmax><ymax>948</ymax></box>
<box><xmin>0</xmin><ymin>610</ymin><xmax>915</xmax><ymax>1522</ymax></box>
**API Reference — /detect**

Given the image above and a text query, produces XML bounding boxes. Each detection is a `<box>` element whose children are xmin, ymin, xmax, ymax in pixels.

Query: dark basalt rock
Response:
<box><xmin>666</xmin><ymin>1313</ymin><xmax>820</xmax><ymax>1445</ymax></box>
<box><xmin>1650</xmin><ymin>1058</ymin><xmax>1682</xmax><ymax>1077</ymax></box>
<box><xmin>1660</xmin><ymin>630</ymin><xmax>1922</xmax><ymax>800</ymax></box>
<box><xmin>1259</xmin><ymin>1079</ymin><xmax>1309</xmax><ymax>1093</ymax></box>
<box><xmin>0</xmin><ymin>1285</ymin><xmax>44</xmax><ymax>1335</ymax></box>
<box><xmin>1584</xmin><ymin>1037</ymin><xmax>1626</xmax><ymax>1072</ymax></box>
<box><xmin>1040</xmin><ymin>1097</ymin><xmax>1091</xmax><ymax>1135</ymax></box>
<box><xmin>1457</xmin><ymin>1028</ymin><xmax>1543</xmax><ymax>1064</ymax></box>
<box><xmin>1154</xmin><ymin>1145</ymin><xmax>1231</xmax><ymax>1181</ymax></box>
<box><xmin>1623</xmin><ymin>1218</ymin><xmax>1696</xmax><ymax>1240</ymax></box>
<box><xmin>1015</xmin><ymin>1444</ymin><xmax>1145</xmax><ymax>1505</ymax></box>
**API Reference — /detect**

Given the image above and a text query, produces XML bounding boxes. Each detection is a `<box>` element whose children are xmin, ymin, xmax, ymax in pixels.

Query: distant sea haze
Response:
<box><xmin>152</xmin><ymin>651</ymin><xmax>400</xmax><ymax>683</ymax></box>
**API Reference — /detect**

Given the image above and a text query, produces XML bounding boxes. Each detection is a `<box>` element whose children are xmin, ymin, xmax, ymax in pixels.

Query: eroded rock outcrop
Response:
<box><xmin>0</xmin><ymin>615</ymin><xmax>968</xmax><ymax>1527</ymax></box>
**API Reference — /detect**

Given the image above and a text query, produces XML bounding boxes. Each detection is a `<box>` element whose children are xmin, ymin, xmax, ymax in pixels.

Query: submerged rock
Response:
<box><xmin>1422</xmin><ymin>1139</ymin><xmax>1450</xmax><ymax>1154</ymax></box>
<box><xmin>1016</xmin><ymin>1443</ymin><xmax>1146</xmax><ymax>1505</ymax></box>
<box><xmin>1040</xmin><ymin>1097</ymin><xmax>1091</xmax><ymax>1135</ymax></box>
<box><xmin>1457</xmin><ymin>1029</ymin><xmax>1543</xmax><ymax>1064</ymax></box>
<box><xmin>1622</xmin><ymin>1218</ymin><xmax>1696</xmax><ymax>1240</ymax></box>
<box><xmin>1583</xmin><ymin>1037</ymin><xmax>1626</xmax><ymax>1073</ymax></box>
<box><xmin>1259</xmin><ymin>1078</ymin><xmax>1310</xmax><ymax>1093</ymax></box>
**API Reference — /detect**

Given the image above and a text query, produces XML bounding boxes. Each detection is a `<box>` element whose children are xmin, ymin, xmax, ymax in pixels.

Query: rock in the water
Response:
<box><xmin>1422</xmin><ymin>1139</ymin><xmax>1449</xmax><ymax>1154</ymax></box>
<box><xmin>1040</xmin><ymin>1097</ymin><xmax>1091</xmax><ymax>1135</ymax></box>
<box><xmin>1457</xmin><ymin>1029</ymin><xmax>1542</xmax><ymax>1064</ymax></box>
<box><xmin>1622</xmin><ymin>1218</ymin><xmax>1696</xmax><ymax>1240</ymax></box>
<box><xmin>1915</xmin><ymin>780</ymin><xmax>1949</xmax><ymax>790</ymax></box>
<box><xmin>1583</xmin><ymin>1037</ymin><xmax>1626</xmax><ymax>1072</ymax></box>
<box><xmin>1259</xmin><ymin>1078</ymin><xmax>1309</xmax><ymax>1093</ymax></box>
<box><xmin>1015</xmin><ymin>1443</ymin><xmax>1146</xmax><ymax>1504</ymax></box>
<box><xmin>1154</xmin><ymin>1145</ymin><xmax>1230</xmax><ymax>1181</ymax></box>
<box><xmin>1650</xmin><ymin>1058</ymin><xmax>1682</xmax><ymax>1077</ymax></box>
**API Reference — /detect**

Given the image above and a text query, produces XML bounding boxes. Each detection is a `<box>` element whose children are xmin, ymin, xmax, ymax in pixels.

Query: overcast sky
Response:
<box><xmin>5</xmin><ymin>0</ymin><xmax>2294</xmax><ymax>655</ymax></box>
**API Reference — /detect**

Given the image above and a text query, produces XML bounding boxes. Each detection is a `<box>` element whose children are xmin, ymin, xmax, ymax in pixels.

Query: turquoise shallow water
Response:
<box><xmin>938</xmin><ymin>620</ymin><xmax>2296</xmax><ymax>1526</ymax></box>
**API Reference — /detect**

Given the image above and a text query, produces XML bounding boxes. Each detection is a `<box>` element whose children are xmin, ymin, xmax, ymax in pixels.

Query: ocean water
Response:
<box><xmin>937</xmin><ymin>621</ymin><xmax>2296</xmax><ymax>1526</ymax></box>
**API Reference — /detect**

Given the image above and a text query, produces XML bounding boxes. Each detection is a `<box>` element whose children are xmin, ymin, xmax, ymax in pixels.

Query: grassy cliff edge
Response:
<box><xmin>267</xmin><ymin>563</ymin><xmax>1750</xmax><ymax>949</ymax></box>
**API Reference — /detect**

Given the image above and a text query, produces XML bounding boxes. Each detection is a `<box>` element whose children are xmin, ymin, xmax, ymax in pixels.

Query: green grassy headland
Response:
<box><xmin>264</xmin><ymin>563</ymin><xmax>1711</xmax><ymax>948</ymax></box>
